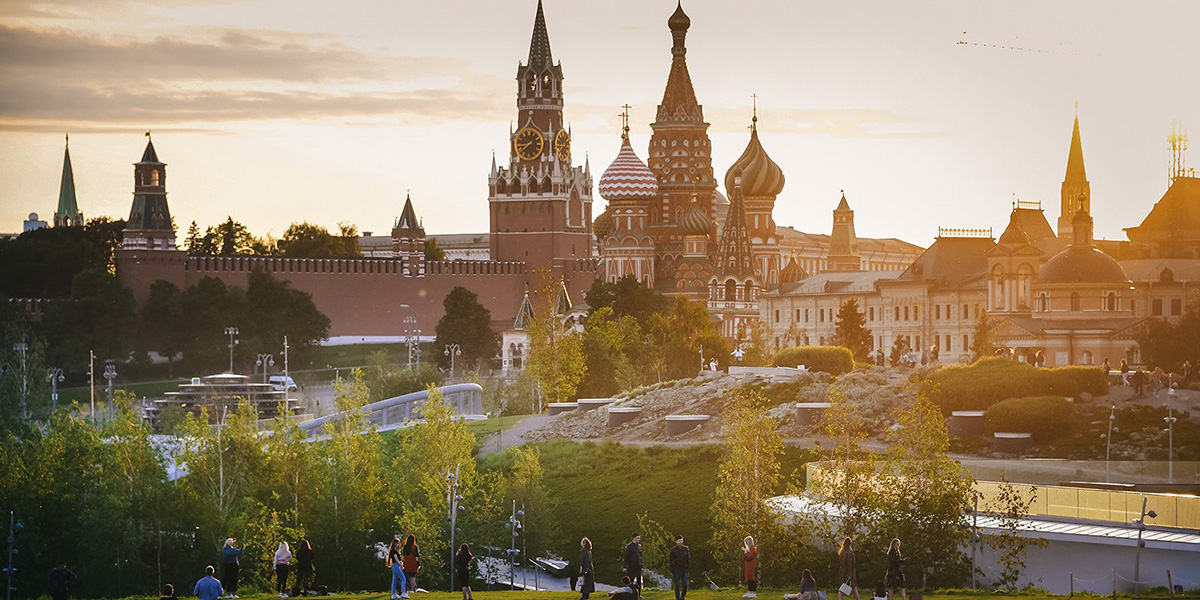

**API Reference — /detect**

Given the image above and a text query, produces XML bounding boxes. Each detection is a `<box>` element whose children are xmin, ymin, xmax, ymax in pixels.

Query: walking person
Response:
<box><xmin>221</xmin><ymin>538</ymin><xmax>243</xmax><ymax>599</ymax></box>
<box><xmin>194</xmin><ymin>566</ymin><xmax>225</xmax><ymax>600</ymax></box>
<box><xmin>386</xmin><ymin>538</ymin><xmax>409</xmax><ymax>600</ymax></box>
<box><xmin>837</xmin><ymin>537</ymin><xmax>861</xmax><ymax>600</ymax></box>
<box><xmin>668</xmin><ymin>535</ymin><xmax>690</xmax><ymax>600</ymax></box>
<box><xmin>1182</xmin><ymin>360</ymin><xmax>1194</xmax><ymax>387</ymax></box>
<box><xmin>741</xmin><ymin>535</ymin><xmax>758</xmax><ymax>599</ymax></box>
<box><xmin>274</xmin><ymin>541</ymin><xmax>293</xmax><ymax>598</ymax></box>
<box><xmin>1102</xmin><ymin>357</ymin><xmax>1111</xmax><ymax>379</ymax></box>
<box><xmin>1132</xmin><ymin>368</ymin><xmax>1147</xmax><ymax>398</ymax></box>
<box><xmin>401</xmin><ymin>534</ymin><xmax>420</xmax><ymax>593</ymax></box>
<box><xmin>578</xmin><ymin>537</ymin><xmax>595</xmax><ymax>600</ymax></box>
<box><xmin>454</xmin><ymin>543</ymin><xmax>474</xmax><ymax>600</ymax></box>
<box><xmin>1152</xmin><ymin>367</ymin><xmax>1165</xmax><ymax>397</ymax></box>
<box><xmin>49</xmin><ymin>562</ymin><xmax>76</xmax><ymax>600</ymax></box>
<box><xmin>623</xmin><ymin>533</ymin><xmax>643</xmax><ymax>598</ymax></box>
<box><xmin>884</xmin><ymin>539</ymin><xmax>907</xmax><ymax>600</ymax></box>
<box><xmin>1120</xmin><ymin>359</ymin><xmax>1130</xmax><ymax>386</ymax></box>
<box><xmin>292</xmin><ymin>539</ymin><xmax>314</xmax><ymax>597</ymax></box>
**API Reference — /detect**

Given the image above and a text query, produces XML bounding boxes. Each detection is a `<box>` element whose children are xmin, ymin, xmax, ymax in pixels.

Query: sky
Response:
<box><xmin>2</xmin><ymin>0</ymin><xmax>1199</xmax><ymax>247</ymax></box>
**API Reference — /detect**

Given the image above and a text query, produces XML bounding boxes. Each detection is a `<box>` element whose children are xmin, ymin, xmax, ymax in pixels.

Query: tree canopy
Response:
<box><xmin>434</xmin><ymin>286</ymin><xmax>499</xmax><ymax>372</ymax></box>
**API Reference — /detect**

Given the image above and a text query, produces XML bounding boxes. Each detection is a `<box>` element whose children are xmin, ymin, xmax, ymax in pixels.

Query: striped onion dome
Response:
<box><xmin>724</xmin><ymin>120</ymin><xmax>785</xmax><ymax>198</ymax></box>
<box><xmin>599</xmin><ymin>136</ymin><xmax>658</xmax><ymax>203</ymax></box>
<box><xmin>593</xmin><ymin>207</ymin><xmax>613</xmax><ymax>239</ymax></box>
<box><xmin>679</xmin><ymin>198</ymin><xmax>711</xmax><ymax>236</ymax></box>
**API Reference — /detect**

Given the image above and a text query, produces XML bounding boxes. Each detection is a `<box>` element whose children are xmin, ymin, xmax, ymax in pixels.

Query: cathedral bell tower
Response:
<box><xmin>1058</xmin><ymin>111</ymin><xmax>1091</xmax><ymax>242</ymax></box>
<box><xmin>488</xmin><ymin>0</ymin><xmax>593</xmax><ymax>276</ymax></box>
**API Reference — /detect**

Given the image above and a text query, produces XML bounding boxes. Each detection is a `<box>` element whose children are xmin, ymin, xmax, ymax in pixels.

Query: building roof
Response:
<box><xmin>779</xmin><ymin>252</ymin><xmax>807</xmax><ymax>284</ymax></box>
<box><xmin>1065</xmin><ymin>114</ymin><xmax>1087</xmax><ymax>185</ymax></box>
<box><xmin>892</xmin><ymin>235</ymin><xmax>995</xmax><ymax>288</ymax></box>
<box><xmin>776</xmin><ymin>226</ymin><xmax>924</xmax><ymax>256</ymax></box>
<box><xmin>56</xmin><ymin>136</ymin><xmax>80</xmax><ymax>223</ymax></box>
<box><xmin>772</xmin><ymin>270</ymin><xmax>902</xmax><ymax>296</ymax></box>
<box><xmin>713</xmin><ymin>171</ymin><xmax>758</xmax><ymax>280</ymax></box>
<box><xmin>656</xmin><ymin>2</ymin><xmax>702</xmax><ymax>123</ymax></box>
<box><xmin>679</xmin><ymin>198</ymin><xmax>712</xmax><ymax>236</ymax></box>
<box><xmin>1037</xmin><ymin>246</ymin><xmax>1129</xmax><ymax>285</ymax></box>
<box><xmin>993</xmin><ymin>315</ymin><xmax>1145</xmax><ymax>339</ymax></box>
<box><xmin>525</xmin><ymin>0</ymin><xmax>554</xmax><ymax>69</ymax></box>
<box><xmin>1119</xmin><ymin>258</ymin><xmax>1200</xmax><ymax>283</ymax></box>
<box><xmin>395</xmin><ymin>193</ymin><xmax>422</xmax><ymax>232</ymax></box>
<box><xmin>138</xmin><ymin>136</ymin><xmax>162</xmax><ymax>165</ymax></box>
<box><xmin>1124</xmin><ymin>176</ymin><xmax>1200</xmax><ymax>243</ymax></box>
<box><xmin>598</xmin><ymin>135</ymin><xmax>658</xmax><ymax>202</ymax></box>
<box><xmin>593</xmin><ymin>207</ymin><xmax>613</xmax><ymax>239</ymax></box>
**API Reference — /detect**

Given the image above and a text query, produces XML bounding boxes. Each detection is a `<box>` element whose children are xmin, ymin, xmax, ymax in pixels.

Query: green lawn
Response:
<box><xmin>101</xmin><ymin>590</ymin><xmax>1198</xmax><ymax>600</ymax></box>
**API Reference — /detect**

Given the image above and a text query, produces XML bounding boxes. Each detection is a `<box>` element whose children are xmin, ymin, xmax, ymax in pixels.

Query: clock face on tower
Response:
<box><xmin>514</xmin><ymin>126</ymin><xmax>544</xmax><ymax>161</ymax></box>
<box><xmin>554</xmin><ymin>130</ymin><xmax>570</xmax><ymax>162</ymax></box>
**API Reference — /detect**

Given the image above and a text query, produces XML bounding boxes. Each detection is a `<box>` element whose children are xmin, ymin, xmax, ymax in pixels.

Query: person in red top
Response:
<box><xmin>741</xmin><ymin>536</ymin><xmax>758</xmax><ymax>598</ymax></box>
<box><xmin>401</xmin><ymin>535</ymin><xmax>420</xmax><ymax>592</ymax></box>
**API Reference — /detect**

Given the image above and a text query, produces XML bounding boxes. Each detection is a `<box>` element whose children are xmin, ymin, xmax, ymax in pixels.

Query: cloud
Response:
<box><xmin>0</xmin><ymin>24</ymin><xmax>513</xmax><ymax>128</ymax></box>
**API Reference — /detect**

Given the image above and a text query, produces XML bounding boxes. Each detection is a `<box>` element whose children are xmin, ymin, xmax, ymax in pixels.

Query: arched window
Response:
<box><xmin>496</xmin><ymin>178</ymin><xmax>507</xmax><ymax>195</ymax></box>
<box><xmin>1017</xmin><ymin>264</ymin><xmax>1034</xmax><ymax>308</ymax></box>
<box><xmin>1038</xmin><ymin>292</ymin><xmax>1049</xmax><ymax>312</ymax></box>
<box><xmin>151</xmin><ymin>169</ymin><xmax>160</xmax><ymax>186</ymax></box>
<box><xmin>1106</xmin><ymin>292</ymin><xmax>1117</xmax><ymax>311</ymax></box>
<box><xmin>1070</xmin><ymin>292</ymin><xmax>1081</xmax><ymax>312</ymax></box>
<box><xmin>725</xmin><ymin>279</ymin><xmax>737</xmax><ymax>302</ymax></box>
<box><xmin>1081</xmin><ymin>350</ymin><xmax>1093</xmax><ymax>365</ymax></box>
<box><xmin>744</xmin><ymin>281</ymin><xmax>754</xmax><ymax>302</ymax></box>
<box><xmin>991</xmin><ymin>265</ymin><xmax>1005</xmax><ymax>309</ymax></box>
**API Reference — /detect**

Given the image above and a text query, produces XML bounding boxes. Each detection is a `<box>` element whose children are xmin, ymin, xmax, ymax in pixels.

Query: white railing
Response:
<box><xmin>297</xmin><ymin>383</ymin><xmax>484</xmax><ymax>436</ymax></box>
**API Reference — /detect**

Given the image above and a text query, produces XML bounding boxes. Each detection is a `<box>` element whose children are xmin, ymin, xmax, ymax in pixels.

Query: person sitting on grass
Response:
<box><xmin>785</xmin><ymin>569</ymin><xmax>819</xmax><ymax>600</ymax></box>
<box><xmin>607</xmin><ymin>576</ymin><xmax>636</xmax><ymax>600</ymax></box>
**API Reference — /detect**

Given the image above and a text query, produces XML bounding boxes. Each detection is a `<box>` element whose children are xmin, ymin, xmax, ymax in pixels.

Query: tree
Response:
<box><xmin>364</xmin><ymin>350</ymin><xmax>442</xmax><ymax>401</ymax></box>
<box><xmin>812</xmin><ymin>386</ymin><xmax>879</xmax><ymax>541</ymax></box>
<box><xmin>584</xmin><ymin>275</ymin><xmax>669</xmax><ymax>328</ymax></box>
<box><xmin>180</xmin><ymin>276</ymin><xmax>246</xmax><ymax>373</ymax></box>
<box><xmin>527</xmin><ymin>271</ymin><xmax>586</xmax><ymax>404</ymax></box>
<box><xmin>42</xmin><ymin>269</ymin><xmax>137</xmax><ymax>372</ymax></box>
<box><xmin>983</xmin><ymin>477</ymin><xmax>1046</xmax><ymax>589</ymax></box>
<box><xmin>0</xmin><ymin>218</ymin><xmax>123</xmax><ymax>298</ymax></box>
<box><xmin>1136</xmin><ymin>301</ymin><xmax>1200</xmax><ymax>372</ymax></box>
<box><xmin>243</xmin><ymin>269</ymin><xmax>330</xmax><ymax>364</ymax></box>
<box><xmin>832</xmin><ymin>298</ymin><xmax>872</xmax><ymax>361</ymax></box>
<box><xmin>184</xmin><ymin>221</ymin><xmax>204</xmax><ymax>255</ymax></box>
<box><xmin>503</xmin><ymin>445</ymin><xmax>557</xmax><ymax>561</ymax></box>
<box><xmin>176</xmin><ymin>402</ymin><xmax>263</xmax><ymax>552</ymax></box>
<box><xmin>648</xmin><ymin>297</ymin><xmax>726</xmax><ymax>381</ymax></box>
<box><xmin>578</xmin><ymin>307</ymin><xmax>649</xmax><ymax>397</ymax></box>
<box><xmin>970</xmin><ymin>308</ymin><xmax>995</xmax><ymax>361</ymax></box>
<box><xmin>888</xmin><ymin>336</ymin><xmax>907</xmax><ymax>367</ymax></box>
<box><xmin>876</xmin><ymin>391</ymin><xmax>975</xmax><ymax>587</ymax></box>
<box><xmin>277</xmin><ymin>222</ymin><xmax>362</xmax><ymax>257</ymax></box>
<box><xmin>424</xmin><ymin>237</ymin><xmax>447</xmax><ymax>261</ymax></box>
<box><xmin>138</xmin><ymin>280</ymin><xmax>186</xmax><ymax>375</ymax></box>
<box><xmin>710</xmin><ymin>387</ymin><xmax>787</xmax><ymax>585</ymax></box>
<box><xmin>434</xmin><ymin>287</ymin><xmax>499</xmax><ymax>372</ymax></box>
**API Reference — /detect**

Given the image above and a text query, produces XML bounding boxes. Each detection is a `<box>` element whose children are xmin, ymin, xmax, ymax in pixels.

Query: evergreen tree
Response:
<box><xmin>832</xmin><ymin>297</ymin><xmax>873</xmax><ymax>361</ymax></box>
<box><xmin>970</xmin><ymin>308</ymin><xmax>995</xmax><ymax>361</ymax></box>
<box><xmin>424</xmin><ymin>237</ymin><xmax>447</xmax><ymax>261</ymax></box>
<box><xmin>434</xmin><ymin>287</ymin><xmax>499</xmax><ymax>372</ymax></box>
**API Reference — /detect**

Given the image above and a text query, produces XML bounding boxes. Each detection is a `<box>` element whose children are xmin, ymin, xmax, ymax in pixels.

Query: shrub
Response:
<box><xmin>985</xmin><ymin>396</ymin><xmax>1074</xmax><ymax>441</ymax></box>
<box><xmin>773</xmin><ymin>345</ymin><xmax>854</xmax><ymax>375</ymax></box>
<box><xmin>922</xmin><ymin>357</ymin><xmax>1106</xmax><ymax>413</ymax></box>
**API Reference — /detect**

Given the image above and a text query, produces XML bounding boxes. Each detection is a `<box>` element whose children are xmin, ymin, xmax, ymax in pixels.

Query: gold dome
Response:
<box><xmin>668</xmin><ymin>1</ymin><xmax>691</xmax><ymax>31</ymax></box>
<box><xmin>679</xmin><ymin>199</ymin><xmax>712</xmax><ymax>236</ymax></box>
<box><xmin>593</xmin><ymin>208</ymin><xmax>613</xmax><ymax>240</ymax></box>
<box><xmin>724</xmin><ymin>121</ymin><xmax>785</xmax><ymax>198</ymax></box>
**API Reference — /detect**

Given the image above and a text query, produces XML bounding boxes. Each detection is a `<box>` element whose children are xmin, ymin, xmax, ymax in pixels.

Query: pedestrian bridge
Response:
<box><xmin>297</xmin><ymin>382</ymin><xmax>484</xmax><ymax>438</ymax></box>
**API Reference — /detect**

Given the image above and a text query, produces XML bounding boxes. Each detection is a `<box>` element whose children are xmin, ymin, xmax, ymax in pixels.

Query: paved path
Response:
<box><xmin>477</xmin><ymin>413</ymin><xmax>560</xmax><ymax>457</ymax></box>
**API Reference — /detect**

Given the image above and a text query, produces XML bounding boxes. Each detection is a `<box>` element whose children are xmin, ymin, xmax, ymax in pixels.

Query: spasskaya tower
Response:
<box><xmin>488</xmin><ymin>0</ymin><xmax>594</xmax><ymax>276</ymax></box>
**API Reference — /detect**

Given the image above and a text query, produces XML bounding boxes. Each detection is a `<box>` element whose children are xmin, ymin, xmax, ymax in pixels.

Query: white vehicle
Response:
<box><xmin>269</xmin><ymin>375</ymin><xmax>297</xmax><ymax>391</ymax></box>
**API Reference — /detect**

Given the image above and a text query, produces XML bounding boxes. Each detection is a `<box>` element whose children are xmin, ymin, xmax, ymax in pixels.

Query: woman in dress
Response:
<box><xmin>454</xmin><ymin>543</ymin><xmax>473</xmax><ymax>600</ymax></box>
<box><xmin>578</xmin><ymin>537</ymin><xmax>595</xmax><ymax>600</ymax></box>
<box><xmin>386</xmin><ymin>538</ymin><xmax>408</xmax><ymax>600</ymax></box>
<box><xmin>741</xmin><ymin>536</ymin><xmax>758</xmax><ymax>598</ymax></box>
<box><xmin>292</xmin><ymin>539</ymin><xmax>314</xmax><ymax>596</ymax></box>
<box><xmin>838</xmin><ymin>537</ymin><xmax>861</xmax><ymax>600</ymax></box>
<box><xmin>273</xmin><ymin>542</ymin><xmax>292</xmax><ymax>598</ymax></box>
<box><xmin>884</xmin><ymin>538</ymin><xmax>907</xmax><ymax>600</ymax></box>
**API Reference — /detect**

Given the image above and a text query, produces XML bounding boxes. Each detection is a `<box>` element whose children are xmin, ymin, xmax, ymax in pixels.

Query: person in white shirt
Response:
<box><xmin>274</xmin><ymin>542</ymin><xmax>293</xmax><ymax>598</ymax></box>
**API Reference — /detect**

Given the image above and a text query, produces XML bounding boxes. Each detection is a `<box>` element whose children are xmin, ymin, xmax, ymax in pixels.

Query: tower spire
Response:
<box><xmin>657</xmin><ymin>1</ymin><xmax>701</xmax><ymax>123</ymax></box>
<box><xmin>526</xmin><ymin>0</ymin><xmax>554</xmax><ymax>69</ymax></box>
<box><xmin>55</xmin><ymin>133</ymin><xmax>82</xmax><ymax>227</ymax></box>
<box><xmin>1058</xmin><ymin>109</ymin><xmax>1091</xmax><ymax>241</ymax></box>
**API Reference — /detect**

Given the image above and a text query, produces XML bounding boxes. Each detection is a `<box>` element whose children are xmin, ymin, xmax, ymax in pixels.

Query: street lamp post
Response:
<box><xmin>103</xmin><ymin>360</ymin><xmax>118</xmax><ymax>405</ymax></box>
<box><xmin>282</xmin><ymin>336</ymin><xmax>290</xmax><ymax>383</ymax></box>
<box><xmin>256</xmin><ymin>354</ymin><xmax>275</xmax><ymax>384</ymax></box>
<box><xmin>12</xmin><ymin>343</ymin><xmax>27</xmax><ymax>420</ymax></box>
<box><xmin>446</xmin><ymin>465</ymin><xmax>464</xmax><ymax>592</ymax></box>
<box><xmin>1132</xmin><ymin>497</ymin><xmax>1157</xmax><ymax>592</ymax></box>
<box><xmin>1164</xmin><ymin>398</ymin><xmax>1177</xmax><ymax>482</ymax></box>
<box><xmin>224</xmin><ymin>327</ymin><xmax>239</xmax><ymax>373</ymax></box>
<box><xmin>505</xmin><ymin>500</ymin><xmax>524</xmax><ymax>591</ymax></box>
<box><xmin>444</xmin><ymin>344</ymin><xmax>462</xmax><ymax>380</ymax></box>
<box><xmin>47</xmin><ymin>368</ymin><xmax>65</xmax><ymax>414</ymax></box>
<box><xmin>4</xmin><ymin>511</ymin><xmax>23</xmax><ymax>600</ymax></box>
<box><xmin>403</xmin><ymin>315</ymin><xmax>421</xmax><ymax>368</ymax></box>
<box><xmin>1100</xmin><ymin>405</ymin><xmax>1117</xmax><ymax>483</ymax></box>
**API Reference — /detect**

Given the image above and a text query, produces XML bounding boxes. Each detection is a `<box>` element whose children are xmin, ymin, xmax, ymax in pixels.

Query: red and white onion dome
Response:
<box><xmin>725</xmin><ymin>119</ymin><xmax>785</xmax><ymax>198</ymax></box>
<box><xmin>599</xmin><ymin>136</ymin><xmax>659</xmax><ymax>204</ymax></box>
<box><xmin>679</xmin><ymin>199</ymin><xmax>712</xmax><ymax>236</ymax></box>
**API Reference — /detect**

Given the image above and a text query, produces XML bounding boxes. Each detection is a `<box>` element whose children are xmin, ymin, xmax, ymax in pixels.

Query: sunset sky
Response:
<box><xmin>3</xmin><ymin>0</ymin><xmax>1199</xmax><ymax>247</ymax></box>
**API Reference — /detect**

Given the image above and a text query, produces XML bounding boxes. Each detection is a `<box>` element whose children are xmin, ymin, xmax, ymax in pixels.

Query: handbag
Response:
<box><xmin>839</xmin><ymin>583</ymin><xmax>853</xmax><ymax>595</ymax></box>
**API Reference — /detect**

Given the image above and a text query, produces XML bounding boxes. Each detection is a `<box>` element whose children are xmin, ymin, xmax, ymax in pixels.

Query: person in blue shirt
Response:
<box><xmin>195</xmin><ymin>566</ymin><xmax>224</xmax><ymax>600</ymax></box>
